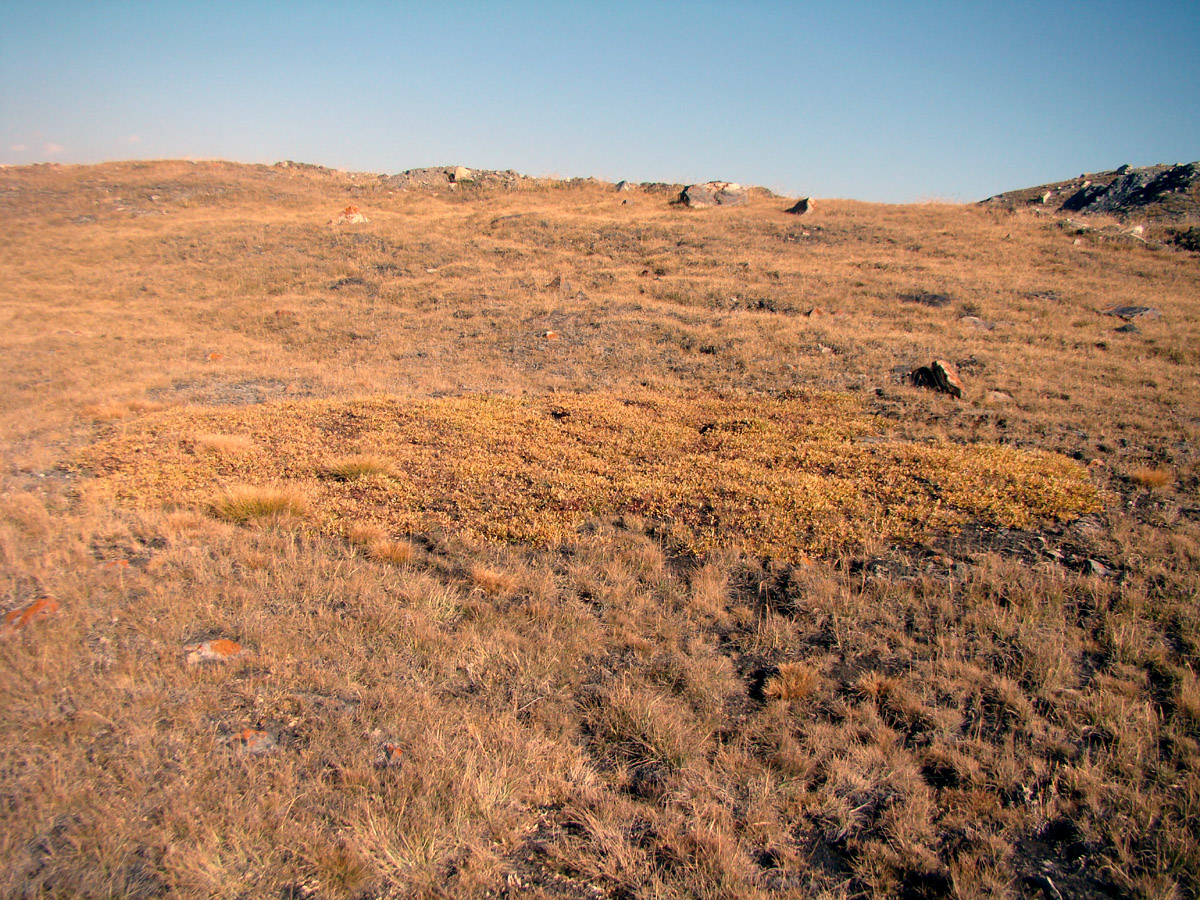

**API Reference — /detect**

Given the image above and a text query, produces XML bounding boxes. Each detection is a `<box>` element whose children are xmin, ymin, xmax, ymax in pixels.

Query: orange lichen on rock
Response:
<box><xmin>2</xmin><ymin>597</ymin><xmax>60</xmax><ymax>636</ymax></box>
<box><xmin>227</xmin><ymin>728</ymin><xmax>275</xmax><ymax>754</ymax></box>
<box><xmin>185</xmin><ymin>638</ymin><xmax>244</xmax><ymax>665</ymax></box>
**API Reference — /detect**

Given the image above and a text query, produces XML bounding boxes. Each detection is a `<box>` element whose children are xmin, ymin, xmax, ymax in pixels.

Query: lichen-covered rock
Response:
<box><xmin>227</xmin><ymin>728</ymin><xmax>275</xmax><ymax>754</ymax></box>
<box><xmin>329</xmin><ymin>205</ymin><xmax>368</xmax><ymax>225</ymax></box>
<box><xmin>1</xmin><ymin>597</ymin><xmax>59</xmax><ymax>637</ymax></box>
<box><xmin>185</xmin><ymin>638</ymin><xmax>244</xmax><ymax>665</ymax></box>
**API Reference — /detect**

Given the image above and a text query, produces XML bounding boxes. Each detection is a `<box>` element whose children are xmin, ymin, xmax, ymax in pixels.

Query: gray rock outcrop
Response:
<box><xmin>1060</xmin><ymin>163</ymin><xmax>1199</xmax><ymax>215</ymax></box>
<box><xmin>677</xmin><ymin>182</ymin><xmax>748</xmax><ymax>208</ymax></box>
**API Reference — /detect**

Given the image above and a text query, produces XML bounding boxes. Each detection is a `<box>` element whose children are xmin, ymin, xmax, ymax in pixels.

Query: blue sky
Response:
<box><xmin>2</xmin><ymin>1</ymin><xmax>1197</xmax><ymax>202</ymax></box>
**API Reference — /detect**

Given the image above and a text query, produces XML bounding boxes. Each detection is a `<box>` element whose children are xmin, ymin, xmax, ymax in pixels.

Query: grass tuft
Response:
<box><xmin>1130</xmin><ymin>466</ymin><xmax>1173</xmax><ymax>489</ymax></box>
<box><xmin>470</xmin><ymin>566</ymin><xmax>520</xmax><ymax>597</ymax></box>
<box><xmin>366</xmin><ymin>538</ymin><xmax>417</xmax><ymax>565</ymax></box>
<box><xmin>195</xmin><ymin>433</ymin><xmax>256</xmax><ymax>456</ymax></box>
<box><xmin>324</xmin><ymin>454</ymin><xmax>398</xmax><ymax>480</ymax></box>
<box><xmin>209</xmin><ymin>484</ymin><xmax>309</xmax><ymax>523</ymax></box>
<box><xmin>764</xmin><ymin>662</ymin><xmax>822</xmax><ymax>702</ymax></box>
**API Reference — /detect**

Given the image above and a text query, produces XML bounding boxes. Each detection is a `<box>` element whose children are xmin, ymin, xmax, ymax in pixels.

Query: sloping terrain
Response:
<box><xmin>1</xmin><ymin>160</ymin><xmax>1199</xmax><ymax>899</ymax></box>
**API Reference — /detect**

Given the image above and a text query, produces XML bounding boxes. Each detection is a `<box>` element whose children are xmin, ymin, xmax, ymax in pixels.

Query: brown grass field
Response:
<box><xmin>1</xmin><ymin>159</ymin><xmax>1198</xmax><ymax>899</ymax></box>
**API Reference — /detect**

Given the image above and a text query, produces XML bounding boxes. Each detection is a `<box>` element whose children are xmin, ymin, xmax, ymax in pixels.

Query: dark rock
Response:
<box><xmin>910</xmin><ymin>360</ymin><xmax>964</xmax><ymax>399</ymax></box>
<box><xmin>1170</xmin><ymin>226</ymin><xmax>1200</xmax><ymax>252</ymax></box>
<box><xmin>1114</xmin><ymin>323</ymin><xmax>1139</xmax><ymax>334</ymax></box>
<box><xmin>785</xmin><ymin>197</ymin><xmax>812</xmax><ymax>215</ymax></box>
<box><xmin>677</xmin><ymin>181</ymin><xmax>748</xmax><ymax>208</ymax></box>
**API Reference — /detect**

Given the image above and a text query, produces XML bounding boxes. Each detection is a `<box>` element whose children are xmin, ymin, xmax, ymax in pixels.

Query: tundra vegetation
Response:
<box><xmin>1</xmin><ymin>160</ymin><xmax>1198</xmax><ymax>899</ymax></box>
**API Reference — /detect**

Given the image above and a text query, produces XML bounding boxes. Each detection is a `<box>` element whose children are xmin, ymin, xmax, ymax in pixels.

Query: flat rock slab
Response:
<box><xmin>959</xmin><ymin>315</ymin><xmax>996</xmax><ymax>330</ymax></box>
<box><xmin>901</xmin><ymin>292</ymin><xmax>953</xmax><ymax>308</ymax></box>
<box><xmin>1102</xmin><ymin>306</ymin><xmax>1160</xmax><ymax>320</ymax></box>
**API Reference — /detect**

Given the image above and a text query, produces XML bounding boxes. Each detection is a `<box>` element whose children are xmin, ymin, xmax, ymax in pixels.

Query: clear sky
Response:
<box><xmin>2</xmin><ymin>1</ymin><xmax>1197</xmax><ymax>202</ymax></box>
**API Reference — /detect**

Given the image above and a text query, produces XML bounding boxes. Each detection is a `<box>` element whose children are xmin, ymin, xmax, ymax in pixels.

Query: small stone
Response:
<box><xmin>185</xmin><ymin>638</ymin><xmax>244</xmax><ymax>665</ymax></box>
<box><xmin>1</xmin><ymin>597</ymin><xmax>59</xmax><ymax>637</ymax></box>
<box><xmin>99</xmin><ymin>558</ymin><xmax>131</xmax><ymax>572</ymax></box>
<box><xmin>615</xmin><ymin>180</ymin><xmax>636</xmax><ymax>192</ymax></box>
<box><xmin>1086</xmin><ymin>559</ymin><xmax>1111</xmax><ymax>577</ymax></box>
<box><xmin>206</xmin><ymin>352</ymin><xmax>224</xmax><ymax>361</ymax></box>
<box><xmin>1114</xmin><ymin>323</ymin><xmax>1139</xmax><ymax>334</ymax></box>
<box><xmin>984</xmin><ymin>390</ymin><xmax>1013</xmax><ymax>404</ymax></box>
<box><xmin>543</xmin><ymin>331</ymin><xmax>560</xmax><ymax>341</ymax></box>
<box><xmin>448</xmin><ymin>166</ymin><xmax>473</xmax><ymax>183</ymax></box>
<box><xmin>227</xmin><ymin>728</ymin><xmax>275</xmax><ymax>754</ymax></box>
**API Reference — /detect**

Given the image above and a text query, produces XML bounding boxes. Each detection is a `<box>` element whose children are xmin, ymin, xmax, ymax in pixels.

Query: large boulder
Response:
<box><xmin>677</xmin><ymin>181</ymin><xmax>748</xmax><ymax>208</ymax></box>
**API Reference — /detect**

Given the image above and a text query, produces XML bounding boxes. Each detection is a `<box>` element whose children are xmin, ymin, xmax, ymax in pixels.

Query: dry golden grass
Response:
<box><xmin>194</xmin><ymin>432</ymin><xmax>256</xmax><ymax>456</ymax></box>
<box><xmin>1129</xmin><ymin>466</ymin><xmax>1174</xmax><ymax>489</ymax></box>
<box><xmin>208</xmin><ymin>484</ymin><xmax>310</xmax><ymax>523</ymax></box>
<box><xmin>762</xmin><ymin>661</ymin><xmax>822</xmax><ymax>702</ymax></box>
<box><xmin>366</xmin><ymin>537</ymin><xmax>418</xmax><ymax>565</ymax></box>
<box><xmin>1</xmin><ymin>160</ymin><xmax>1199</xmax><ymax>900</ymax></box>
<box><xmin>324</xmin><ymin>453</ymin><xmax>399</xmax><ymax>480</ymax></box>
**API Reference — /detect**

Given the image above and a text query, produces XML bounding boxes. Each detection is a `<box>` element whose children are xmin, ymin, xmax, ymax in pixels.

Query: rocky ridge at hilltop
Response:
<box><xmin>983</xmin><ymin>161</ymin><xmax>1200</xmax><ymax>221</ymax></box>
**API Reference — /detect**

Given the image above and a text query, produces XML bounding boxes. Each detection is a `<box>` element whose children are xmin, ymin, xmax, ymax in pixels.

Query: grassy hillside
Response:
<box><xmin>1</xmin><ymin>160</ymin><xmax>1198</xmax><ymax>899</ymax></box>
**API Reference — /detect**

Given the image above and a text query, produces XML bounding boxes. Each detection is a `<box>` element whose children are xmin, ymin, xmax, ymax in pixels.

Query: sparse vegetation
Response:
<box><xmin>1</xmin><ymin>160</ymin><xmax>1198</xmax><ymax>899</ymax></box>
